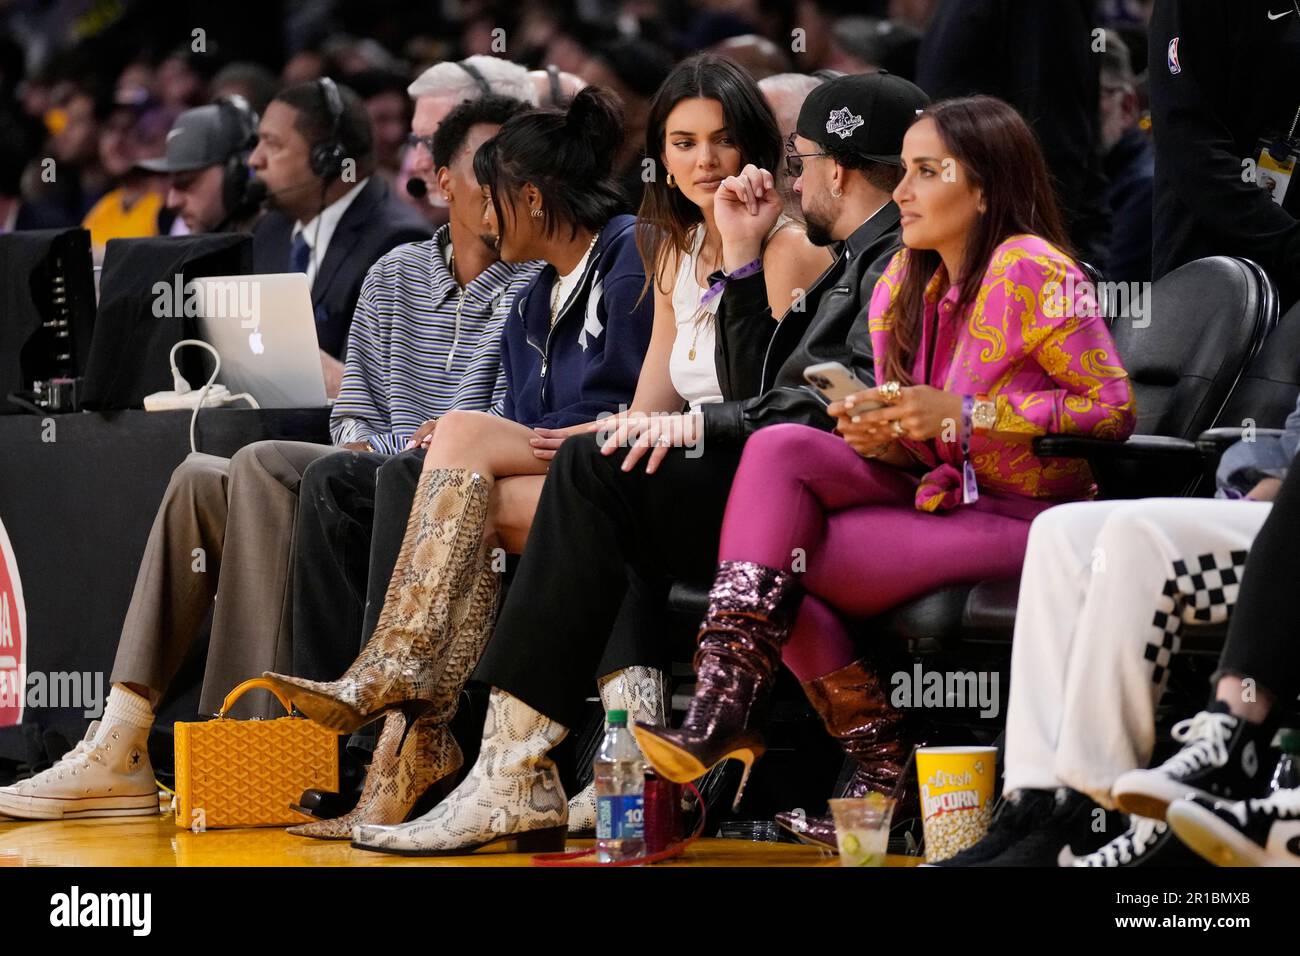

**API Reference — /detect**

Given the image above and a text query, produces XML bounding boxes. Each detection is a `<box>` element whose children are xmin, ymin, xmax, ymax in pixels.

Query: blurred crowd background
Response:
<box><xmin>0</xmin><ymin>0</ymin><xmax>1156</xmax><ymax>280</ymax></box>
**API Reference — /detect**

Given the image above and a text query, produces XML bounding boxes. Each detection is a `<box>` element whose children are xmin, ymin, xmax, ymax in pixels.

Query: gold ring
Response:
<box><xmin>891</xmin><ymin>419</ymin><xmax>907</xmax><ymax>438</ymax></box>
<box><xmin>879</xmin><ymin>380</ymin><xmax>902</xmax><ymax>405</ymax></box>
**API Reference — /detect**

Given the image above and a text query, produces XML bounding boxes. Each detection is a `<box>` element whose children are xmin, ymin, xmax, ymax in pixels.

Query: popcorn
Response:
<box><xmin>915</xmin><ymin>746</ymin><xmax>998</xmax><ymax>863</ymax></box>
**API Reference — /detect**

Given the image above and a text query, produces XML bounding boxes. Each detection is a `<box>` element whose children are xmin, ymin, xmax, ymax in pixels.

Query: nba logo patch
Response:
<box><xmin>1167</xmin><ymin>37</ymin><xmax>1181</xmax><ymax>74</ymax></box>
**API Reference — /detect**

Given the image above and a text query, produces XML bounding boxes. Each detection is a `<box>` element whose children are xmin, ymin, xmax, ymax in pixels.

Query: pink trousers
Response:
<box><xmin>718</xmin><ymin>424</ymin><xmax>1053</xmax><ymax>681</ymax></box>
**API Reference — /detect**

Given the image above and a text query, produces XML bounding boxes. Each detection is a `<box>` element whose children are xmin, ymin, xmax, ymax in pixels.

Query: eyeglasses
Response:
<box><xmin>785</xmin><ymin>151</ymin><xmax>831</xmax><ymax>179</ymax></box>
<box><xmin>784</xmin><ymin>133</ymin><xmax>829</xmax><ymax>178</ymax></box>
<box><xmin>406</xmin><ymin>132</ymin><xmax>437</xmax><ymax>155</ymax></box>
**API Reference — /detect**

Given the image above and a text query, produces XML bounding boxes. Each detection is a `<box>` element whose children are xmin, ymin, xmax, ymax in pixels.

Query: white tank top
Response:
<box><xmin>668</xmin><ymin>217</ymin><xmax>792</xmax><ymax>411</ymax></box>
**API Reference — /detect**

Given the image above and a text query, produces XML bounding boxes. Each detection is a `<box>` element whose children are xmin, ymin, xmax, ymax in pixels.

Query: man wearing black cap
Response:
<box><xmin>138</xmin><ymin>96</ymin><xmax>263</xmax><ymax>235</ymax></box>
<box><xmin>404</xmin><ymin>73</ymin><xmax>931</xmax><ymax>856</ymax></box>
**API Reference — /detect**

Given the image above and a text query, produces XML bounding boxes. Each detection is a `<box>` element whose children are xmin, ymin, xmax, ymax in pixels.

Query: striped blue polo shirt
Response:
<box><xmin>330</xmin><ymin>225</ymin><xmax>542</xmax><ymax>452</ymax></box>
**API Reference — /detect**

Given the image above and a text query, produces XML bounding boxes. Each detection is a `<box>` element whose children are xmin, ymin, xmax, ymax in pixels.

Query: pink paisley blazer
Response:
<box><xmin>867</xmin><ymin>234</ymin><xmax>1137</xmax><ymax>511</ymax></box>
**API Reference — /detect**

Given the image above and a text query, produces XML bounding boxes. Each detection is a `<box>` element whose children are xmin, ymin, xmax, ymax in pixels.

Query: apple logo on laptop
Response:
<box><xmin>248</xmin><ymin>329</ymin><xmax>265</xmax><ymax>355</ymax></box>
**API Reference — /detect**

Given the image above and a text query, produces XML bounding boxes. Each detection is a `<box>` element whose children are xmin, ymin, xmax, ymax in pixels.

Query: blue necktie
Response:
<box><xmin>290</xmin><ymin>232</ymin><xmax>311</xmax><ymax>275</ymax></box>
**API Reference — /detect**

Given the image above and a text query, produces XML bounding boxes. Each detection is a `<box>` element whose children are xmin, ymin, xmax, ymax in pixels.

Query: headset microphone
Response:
<box><xmin>405</xmin><ymin>177</ymin><xmax>428</xmax><ymax>199</ymax></box>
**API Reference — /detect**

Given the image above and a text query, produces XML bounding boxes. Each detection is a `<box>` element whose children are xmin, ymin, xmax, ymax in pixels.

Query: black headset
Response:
<box><xmin>216</xmin><ymin>94</ymin><xmax>260</xmax><ymax>218</ymax></box>
<box><xmin>457</xmin><ymin>60</ymin><xmax>493</xmax><ymax>96</ymax></box>
<box><xmin>309</xmin><ymin>76</ymin><xmax>346</xmax><ymax>180</ymax></box>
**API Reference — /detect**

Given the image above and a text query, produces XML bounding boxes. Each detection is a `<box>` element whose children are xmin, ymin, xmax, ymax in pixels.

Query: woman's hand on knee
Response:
<box><xmin>403</xmin><ymin>419</ymin><xmax>438</xmax><ymax>450</ymax></box>
<box><xmin>530</xmin><ymin>421</ymin><xmax>594</xmax><ymax>461</ymax></box>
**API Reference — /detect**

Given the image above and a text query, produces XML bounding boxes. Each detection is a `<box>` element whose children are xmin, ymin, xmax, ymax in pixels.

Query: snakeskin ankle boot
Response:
<box><xmin>350</xmin><ymin>688</ymin><xmax>569</xmax><ymax>856</ymax></box>
<box><xmin>567</xmin><ymin>665</ymin><xmax>669</xmax><ymax>834</ymax></box>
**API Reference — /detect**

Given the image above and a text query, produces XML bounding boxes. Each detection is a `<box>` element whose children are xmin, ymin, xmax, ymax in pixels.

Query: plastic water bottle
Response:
<box><xmin>1269</xmin><ymin>729</ymin><xmax>1299</xmax><ymax>792</ymax></box>
<box><xmin>595</xmin><ymin>709</ymin><xmax>645</xmax><ymax>863</ymax></box>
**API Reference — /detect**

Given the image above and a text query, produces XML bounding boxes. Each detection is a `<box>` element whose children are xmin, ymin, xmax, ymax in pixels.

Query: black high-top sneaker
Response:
<box><xmin>936</xmin><ymin>789</ymin><xmax>1122</xmax><ymax>867</ymax></box>
<box><xmin>1112</xmin><ymin>702</ymin><xmax>1276</xmax><ymax>821</ymax></box>
<box><xmin>1063</xmin><ymin>815</ymin><xmax>1209</xmax><ymax>867</ymax></box>
<box><xmin>929</xmin><ymin>790</ymin><xmax>1054</xmax><ymax>866</ymax></box>
<box><xmin>1167</xmin><ymin>787</ymin><xmax>1300</xmax><ymax>867</ymax></box>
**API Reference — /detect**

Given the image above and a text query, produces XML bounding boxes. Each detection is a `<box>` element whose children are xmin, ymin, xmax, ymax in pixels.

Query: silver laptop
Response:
<box><xmin>193</xmin><ymin>272</ymin><xmax>328</xmax><ymax>408</ymax></box>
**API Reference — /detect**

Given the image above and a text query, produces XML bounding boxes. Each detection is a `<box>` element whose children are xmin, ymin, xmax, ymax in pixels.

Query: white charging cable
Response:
<box><xmin>169</xmin><ymin>339</ymin><xmax>260</xmax><ymax>454</ymax></box>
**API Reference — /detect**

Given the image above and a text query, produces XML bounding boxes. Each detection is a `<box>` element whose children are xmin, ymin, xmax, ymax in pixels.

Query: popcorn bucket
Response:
<box><xmin>915</xmin><ymin>745</ymin><xmax>998</xmax><ymax>863</ymax></box>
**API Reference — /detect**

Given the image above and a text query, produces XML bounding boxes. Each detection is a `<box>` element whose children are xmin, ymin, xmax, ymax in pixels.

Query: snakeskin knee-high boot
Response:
<box><xmin>263</xmin><ymin>468</ymin><xmax>493</xmax><ymax>735</ymax></box>
<box><xmin>284</xmin><ymin>547</ymin><xmax>503</xmax><ymax>837</ymax></box>
<box><xmin>351</xmin><ymin>687</ymin><xmax>569</xmax><ymax>856</ymax></box>
<box><xmin>632</xmin><ymin>561</ymin><xmax>801</xmax><ymax>809</ymax></box>
<box><xmin>287</xmin><ymin>711</ymin><xmax>460</xmax><ymax>839</ymax></box>
<box><xmin>567</xmin><ymin>666</ymin><xmax>670</xmax><ymax>835</ymax></box>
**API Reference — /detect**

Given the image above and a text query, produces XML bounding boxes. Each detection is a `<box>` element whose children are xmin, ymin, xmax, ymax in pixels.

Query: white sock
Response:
<box><xmin>93</xmin><ymin>685</ymin><xmax>155</xmax><ymax>744</ymax></box>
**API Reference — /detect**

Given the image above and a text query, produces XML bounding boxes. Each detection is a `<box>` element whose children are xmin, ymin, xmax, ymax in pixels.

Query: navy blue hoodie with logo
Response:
<box><xmin>500</xmin><ymin>214</ymin><xmax>653</xmax><ymax>428</ymax></box>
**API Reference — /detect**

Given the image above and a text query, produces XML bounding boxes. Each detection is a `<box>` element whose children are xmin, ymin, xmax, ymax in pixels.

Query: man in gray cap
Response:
<box><xmin>138</xmin><ymin>95</ymin><xmax>261</xmax><ymax>234</ymax></box>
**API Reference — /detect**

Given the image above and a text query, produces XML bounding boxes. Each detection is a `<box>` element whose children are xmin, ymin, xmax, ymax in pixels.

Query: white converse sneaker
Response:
<box><xmin>351</xmin><ymin>688</ymin><xmax>569</xmax><ymax>856</ymax></box>
<box><xmin>1168</xmin><ymin>787</ymin><xmax>1300</xmax><ymax>867</ymax></box>
<box><xmin>0</xmin><ymin>721</ymin><xmax>157</xmax><ymax>820</ymax></box>
<box><xmin>568</xmin><ymin>665</ymin><xmax>668</xmax><ymax>835</ymax></box>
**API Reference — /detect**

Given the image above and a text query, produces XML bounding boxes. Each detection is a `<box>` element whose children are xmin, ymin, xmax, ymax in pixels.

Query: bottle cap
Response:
<box><xmin>607</xmin><ymin>709</ymin><xmax>628</xmax><ymax>725</ymax></box>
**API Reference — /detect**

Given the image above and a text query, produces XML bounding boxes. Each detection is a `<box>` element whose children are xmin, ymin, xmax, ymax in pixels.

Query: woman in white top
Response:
<box><xmin>625</xmin><ymin>55</ymin><xmax>831</xmax><ymax>420</ymax></box>
<box><xmin>526</xmin><ymin>54</ymin><xmax>829</xmax><ymax>835</ymax></box>
<box><xmin>532</xmin><ymin>55</ymin><xmax>830</xmax><ymax>456</ymax></box>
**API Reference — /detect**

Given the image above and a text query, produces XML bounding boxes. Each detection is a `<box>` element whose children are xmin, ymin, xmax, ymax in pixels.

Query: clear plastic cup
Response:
<box><xmin>830</xmin><ymin>795</ymin><xmax>895</xmax><ymax>866</ymax></box>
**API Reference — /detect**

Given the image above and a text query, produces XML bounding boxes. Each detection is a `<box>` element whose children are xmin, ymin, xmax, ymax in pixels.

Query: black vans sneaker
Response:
<box><xmin>1112</xmin><ymin>703</ymin><xmax>1275</xmax><ymax>821</ymax></box>
<box><xmin>1063</xmin><ymin>815</ymin><xmax>1208</xmax><ymax>867</ymax></box>
<box><xmin>1167</xmin><ymin>787</ymin><xmax>1300</xmax><ymax>867</ymax></box>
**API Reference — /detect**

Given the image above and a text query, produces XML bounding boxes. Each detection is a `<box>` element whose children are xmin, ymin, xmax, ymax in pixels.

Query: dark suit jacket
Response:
<box><xmin>701</xmin><ymin>203</ymin><xmax>902</xmax><ymax>449</ymax></box>
<box><xmin>251</xmin><ymin>176</ymin><xmax>432</xmax><ymax>358</ymax></box>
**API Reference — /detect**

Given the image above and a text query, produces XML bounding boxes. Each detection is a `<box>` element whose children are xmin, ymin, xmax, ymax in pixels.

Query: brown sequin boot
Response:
<box><xmin>775</xmin><ymin>658</ymin><xmax>917</xmax><ymax>849</ymax></box>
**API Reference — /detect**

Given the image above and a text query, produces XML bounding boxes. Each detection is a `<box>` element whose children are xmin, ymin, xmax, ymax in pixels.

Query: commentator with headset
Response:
<box><xmin>248</xmin><ymin>78</ymin><xmax>433</xmax><ymax>394</ymax></box>
<box><xmin>139</xmin><ymin>94</ymin><xmax>266</xmax><ymax>235</ymax></box>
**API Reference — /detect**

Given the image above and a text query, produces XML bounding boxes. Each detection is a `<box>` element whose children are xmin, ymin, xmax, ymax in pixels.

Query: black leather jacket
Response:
<box><xmin>702</xmin><ymin>203</ymin><xmax>902</xmax><ymax>449</ymax></box>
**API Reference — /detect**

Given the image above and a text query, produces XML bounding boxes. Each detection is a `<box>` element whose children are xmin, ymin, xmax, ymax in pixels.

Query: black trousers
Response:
<box><xmin>292</xmin><ymin>448</ymin><xmax>426</xmax><ymax>681</ymax></box>
<box><xmin>475</xmin><ymin>432</ymin><xmax>745</xmax><ymax>729</ymax></box>
<box><xmin>292</xmin><ymin>442</ymin><xmax>678</xmax><ymax>703</ymax></box>
<box><xmin>1216</xmin><ymin>462</ymin><xmax>1300</xmax><ymax>706</ymax></box>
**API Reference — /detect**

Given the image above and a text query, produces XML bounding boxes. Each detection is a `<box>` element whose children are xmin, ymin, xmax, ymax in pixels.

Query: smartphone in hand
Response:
<box><xmin>803</xmin><ymin>362</ymin><xmax>884</xmax><ymax>408</ymax></box>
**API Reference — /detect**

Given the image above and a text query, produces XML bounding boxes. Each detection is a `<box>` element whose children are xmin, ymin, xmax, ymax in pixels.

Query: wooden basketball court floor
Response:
<box><xmin>0</xmin><ymin>811</ymin><xmax>922</xmax><ymax>867</ymax></box>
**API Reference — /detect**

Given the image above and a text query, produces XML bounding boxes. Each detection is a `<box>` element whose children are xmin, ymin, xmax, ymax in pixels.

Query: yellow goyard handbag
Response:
<box><xmin>173</xmin><ymin>678</ymin><xmax>339</xmax><ymax>829</ymax></box>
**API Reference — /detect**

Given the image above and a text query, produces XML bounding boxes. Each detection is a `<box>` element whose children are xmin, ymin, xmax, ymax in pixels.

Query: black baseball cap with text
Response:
<box><xmin>795</xmin><ymin>71</ymin><xmax>930</xmax><ymax>166</ymax></box>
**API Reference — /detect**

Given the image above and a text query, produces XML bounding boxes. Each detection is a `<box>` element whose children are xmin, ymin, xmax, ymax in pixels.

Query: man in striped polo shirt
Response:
<box><xmin>290</xmin><ymin>93</ymin><xmax>543</xmax><ymax>684</ymax></box>
<box><xmin>0</xmin><ymin>90</ymin><xmax>549</xmax><ymax>824</ymax></box>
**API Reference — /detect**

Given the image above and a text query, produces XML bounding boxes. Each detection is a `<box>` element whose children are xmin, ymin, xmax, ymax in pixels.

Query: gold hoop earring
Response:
<box><xmin>665</xmin><ymin>172</ymin><xmax>676</xmax><ymax>188</ymax></box>
<box><xmin>529</xmin><ymin>208</ymin><xmax>543</xmax><ymax>218</ymax></box>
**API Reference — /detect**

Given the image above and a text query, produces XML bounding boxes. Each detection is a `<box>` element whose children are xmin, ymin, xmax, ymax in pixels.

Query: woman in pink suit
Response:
<box><xmin>634</xmin><ymin>96</ymin><xmax>1138</xmax><ymax>830</ymax></box>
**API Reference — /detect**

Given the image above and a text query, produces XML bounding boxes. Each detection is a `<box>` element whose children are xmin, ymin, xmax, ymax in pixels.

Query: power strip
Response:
<box><xmin>143</xmin><ymin>385</ymin><xmax>233</xmax><ymax>411</ymax></box>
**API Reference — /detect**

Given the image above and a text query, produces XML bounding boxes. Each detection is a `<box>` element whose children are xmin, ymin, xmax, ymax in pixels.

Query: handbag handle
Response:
<box><xmin>217</xmin><ymin>678</ymin><xmax>294</xmax><ymax>718</ymax></box>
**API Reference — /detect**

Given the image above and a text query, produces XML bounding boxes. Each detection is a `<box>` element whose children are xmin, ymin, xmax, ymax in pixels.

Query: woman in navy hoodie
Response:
<box><xmin>261</xmin><ymin>87</ymin><xmax>657</xmax><ymax>835</ymax></box>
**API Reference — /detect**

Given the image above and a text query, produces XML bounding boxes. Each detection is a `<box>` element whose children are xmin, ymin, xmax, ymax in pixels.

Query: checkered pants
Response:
<box><xmin>1003</xmin><ymin>498</ymin><xmax>1271</xmax><ymax>809</ymax></box>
